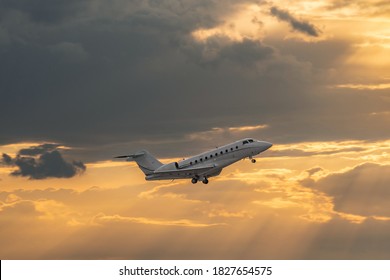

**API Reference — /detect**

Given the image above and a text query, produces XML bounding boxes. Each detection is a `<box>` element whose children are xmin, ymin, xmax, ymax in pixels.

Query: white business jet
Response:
<box><xmin>115</xmin><ymin>138</ymin><xmax>272</xmax><ymax>184</ymax></box>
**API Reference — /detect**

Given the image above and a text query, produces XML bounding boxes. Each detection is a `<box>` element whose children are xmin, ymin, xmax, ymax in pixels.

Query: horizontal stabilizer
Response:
<box><xmin>114</xmin><ymin>155</ymin><xmax>132</xmax><ymax>159</ymax></box>
<box><xmin>114</xmin><ymin>151</ymin><xmax>145</xmax><ymax>159</ymax></box>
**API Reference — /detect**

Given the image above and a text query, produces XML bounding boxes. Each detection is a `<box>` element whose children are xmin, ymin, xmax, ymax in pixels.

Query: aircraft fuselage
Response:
<box><xmin>116</xmin><ymin>138</ymin><xmax>272</xmax><ymax>184</ymax></box>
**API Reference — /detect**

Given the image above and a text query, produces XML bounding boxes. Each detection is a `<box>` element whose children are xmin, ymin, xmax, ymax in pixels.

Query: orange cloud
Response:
<box><xmin>2</xmin><ymin>137</ymin><xmax>390</xmax><ymax>259</ymax></box>
<box><xmin>92</xmin><ymin>213</ymin><xmax>225</xmax><ymax>228</ymax></box>
<box><xmin>334</xmin><ymin>83</ymin><xmax>390</xmax><ymax>90</ymax></box>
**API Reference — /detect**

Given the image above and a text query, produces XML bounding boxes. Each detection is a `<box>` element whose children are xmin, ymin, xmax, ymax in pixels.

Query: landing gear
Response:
<box><xmin>251</xmin><ymin>158</ymin><xmax>256</xmax><ymax>163</ymax></box>
<box><xmin>192</xmin><ymin>177</ymin><xmax>208</xmax><ymax>184</ymax></box>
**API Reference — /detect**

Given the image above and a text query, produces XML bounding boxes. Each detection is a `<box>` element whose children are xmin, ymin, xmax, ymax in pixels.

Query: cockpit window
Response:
<box><xmin>243</xmin><ymin>140</ymin><xmax>249</xmax><ymax>144</ymax></box>
<box><xmin>248</xmin><ymin>139</ymin><xmax>254</xmax><ymax>143</ymax></box>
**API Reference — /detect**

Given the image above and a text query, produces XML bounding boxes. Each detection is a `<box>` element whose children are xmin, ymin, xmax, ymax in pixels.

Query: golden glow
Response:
<box><xmin>186</xmin><ymin>124</ymin><xmax>268</xmax><ymax>141</ymax></box>
<box><xmin>228</xmin><ymin>124</ymin><xmax>268</xmax><ymax>132</ymax></box>
<box><xmin>192</xmin><ymin>28</ymin><xmax>242</xmax><ymax>42</ymax></box>
<box><xmin>93</xmin><ymin>214</ymin><xmax>225</xmax><ymax>228</ymax></box>
<box><xmin>336</xmin><ymin>212</ymin><xmax>366</xmax><ymax>224</ymax></box>
<box><xmin>86</xmin><ymin>160</ymin><xmax>131</xmax><ymax>168</ymax></box>
<box><xmin>190</xmin><ymin>0</ymin><xmax>390</xmax><ymax>85</ymax></box>
<box><xmin>254</xmin><ymin>197</ymin><xmax>301</xmax><ymax>209</ymax></box>
<box><xmin>334</xmin><ymin>83</ymin><xmax>390</xmax><ymax>90</ymax></box>
<box><xmin>191</xmin><ymin>4</ymin><xmax>267</xmax><ymax>43</ymax></box>
<box><xmin>1</xmin><ymin>138</ymin><xmax>390</xmax><ymax>258</ymax></box>
<box><xmin>0</xmin><ymin>142</ymin><xmax>45</xmax><ymax>157</ymax></box>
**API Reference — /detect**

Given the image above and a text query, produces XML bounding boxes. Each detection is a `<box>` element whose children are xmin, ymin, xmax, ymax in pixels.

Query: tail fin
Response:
<box><xmin>115</xmin><ymin>150</ymin><xmax>162</xmax><ymax>175</ymax></box>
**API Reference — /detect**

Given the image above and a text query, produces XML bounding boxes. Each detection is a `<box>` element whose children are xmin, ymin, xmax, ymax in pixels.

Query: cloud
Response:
<box><xmin>333</xmin><ymin>83</ymin><xmax>390</xmax><ymax>90</ymax></box>
<box><xmin>1</xmin><ymin>0</ymin><xmax>390</xmax><ymax>259</ymax></box>
<box><xmin>2</xmin><ymin>153</ymin><xmax>13</xmax><ymax>164</ymax></box>
<box><xmin>304</xmin><ymin>217</ymin><xmax>390</xmax><ymax>259</ymax></box>
<box><xmin>270</xmin><ymin>6</ymin><xmax>320</xmax><ymax>37</ymax></box>
<box><xmin>185</xmin><ymin>124</ymin><xmax>268</xmax><ymax>142</ymax></box>
<box><xmin>0</xmin><ymin>0</ymin><xmax>316</xmax><ymax>154</ymax></box>
<box><xmin>0</xmin><ymin>199</ymin><xmax>38</xmax><ymax>218</ymax></box>
<box><xmin>2</xmin><ymin>144</ymin><xmax>86</xmax><ymax>179</ymax></box>
<box><xmin>0</xmin><ymin>183</ymin><xmax>314</xmax><ymax>259</ymax></box>
<box><xmin>93</xmin><ymin>213</ymin><xmax>224</xmax><ymax>228</ymax></box>
<box><xmin>0</xmin><ymin>0</ymin><xmax>87</xmax><ymax>24</ymax></box>
<box><xmin>306</xmin><ymin>167</ymin><xmax>324</xmax><ymax>176</ymax></box>
<box><xmin>0</xmin><ymin>0</ymin><xmax>389</xmax><ymax>164</ymax></box>
<box><xmin>266</xmin><ymin>146</ymin><xmax>366</xmax><ymax>158</ymax></box>
<box><xmin>302</xmin><ymin>163</ymin><xmax>390</xmax><ymax>217</ymax></box>
<box><xmin>327</xmin><ymin>0</ymin><xmax>390</xmax><ymax>16</ymax></box>
<box><xmin>18</xmin><ymin>143</ymin><xmax>60</xmax><ymax>156</ymax></box>
<box><xmin>49</xmin><ymin>42</ymin><xmax>89</xmax><ymax>63</ymax></box>
<box><xmin>1</xmin><ymin>164</ymin><xmax>390</xmax><ymax>260</ymax></box>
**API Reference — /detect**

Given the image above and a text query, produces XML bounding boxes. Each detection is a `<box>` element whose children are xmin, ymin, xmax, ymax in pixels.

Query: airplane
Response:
<box><xmin>115</xmin><ymin>138</ymin><xmax>272</xmax><ymax>184</ymax></box>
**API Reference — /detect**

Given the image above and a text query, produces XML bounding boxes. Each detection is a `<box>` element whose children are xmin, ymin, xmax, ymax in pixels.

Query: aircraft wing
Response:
<box><xmin>155</xmin><ymin>164</ymin><xmax>217</xmax><ymax>175</ymax></box>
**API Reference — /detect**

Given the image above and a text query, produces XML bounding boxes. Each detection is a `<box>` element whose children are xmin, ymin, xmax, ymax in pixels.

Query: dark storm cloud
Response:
<box><xmin>302</xmin><ymin>163</ymin><xmax>390</xmax><ymax>217</ymax></box>
<box><xmin>2</xmin><ymin>144</ymin><xmax>86</xmax><ymax>179</ymax></box>
<box><xmin>0</xmin><ymin>0</ymin><xmax>312</xmax><ymax>149</ymax></box>
<box><xmin>19</xmin><ymin>143</ymin><xmax>60</xmax><ymax>156</ymax></box>
<box><xmin>270</xmin><ymin>6</ymin><xmax>320</xmax><ymax>37</ymax></box>
<box><xmin>0</xmin><ymin>0</ymin><xmax>389</xmax><ymax>161</ymax></box>
<box><xmin>0</xmin><ymin>0</ymin><xmax>87</xmax><ymax>24</ymax></box>
<box><xmin>182</xmin><ymin>36</ymin><xmax>274</xmax><ymax>66</ymax></box>
<box><xmin>2</xmin><ymin>153</ymin><xmax>13</xmax><ymax>165</ymax></box>
<box><xmin>220</xmin><ymin>39</ymin><xmax>274</xmax><ymax>64</ymax></box>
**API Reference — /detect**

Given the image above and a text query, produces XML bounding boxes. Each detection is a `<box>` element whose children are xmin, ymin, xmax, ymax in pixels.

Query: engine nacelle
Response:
<box><xmin>154</xmin><ymin>162</ymin><xmax>177</xmax><ymax>172</ymax></box>
<box><xmin>155</xmin><ymin>161</ymin><xmax>189</xmax><ymax>173</ymax></box>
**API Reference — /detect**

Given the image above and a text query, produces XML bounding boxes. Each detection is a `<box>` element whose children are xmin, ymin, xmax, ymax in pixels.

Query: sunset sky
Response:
<box><xmin>1</xmin><ymin>0</ymin><xmax>390</xmax><ymax>259</ymax></box>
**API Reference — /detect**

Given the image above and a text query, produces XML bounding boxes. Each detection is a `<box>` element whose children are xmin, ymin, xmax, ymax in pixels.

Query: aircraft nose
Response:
<box><xmin>265</xmin><ymin>141</ymin><xmax>273</xmax><ymax>149</ymax></box>
<box><xmin>259</xmin><ymin>141</ymin><xmax>273</xmax><ymax>150</ymax></box>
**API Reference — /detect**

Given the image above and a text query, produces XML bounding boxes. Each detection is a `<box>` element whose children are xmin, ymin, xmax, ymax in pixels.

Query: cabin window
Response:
<box><xmin>205</xmin><ymin>156</ymin><xmax>208</xmax><ymax>160</ymax></box>
<box><xmin>200</xmin><ymin>158</ymin><xmax>203</xmax><ymax>161</ymax></box>
<box><xmin>195</xmin><ymin>160</ymin><xmax>198</xmax><ymax>163</ymax></box>
<box><xmin>220</xmin><ymin>151</ymin><xmax>223</xmax><ymax>155</ymax></box>
<box><xmin>236</xmin><ymin>146</ymin><xmax>238</xmax><ymax>149</ymax></box>
<box><xmin>210</xmin><ymin>155</ymin><xmax>213</xmax><ymax>158</ymax></box>
<box><xmin>215</xmin><ymin>153</ymin><xmax>218</xmax><ymax>156</ymax></box>
<box><xmin>225</xmin><ymin>149</ymin><xmax>228</xmax><ymax>153</ymax></box>
<box><xmin>190</xmin><ymin>161</ymin><xmax>193</xmax><ymax>165</ymax></box>
<box><xmin>230</xmin><ymin>148</ymin><xmax>233</xmax><ymax>151</ymax></box>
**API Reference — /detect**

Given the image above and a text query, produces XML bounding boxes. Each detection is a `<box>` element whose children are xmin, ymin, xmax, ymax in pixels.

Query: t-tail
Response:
<box><xmin>114</xmin><ymin>150</ymin><xmax>162</xmax><ymax>175</ymax></box>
